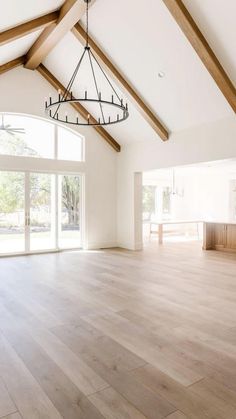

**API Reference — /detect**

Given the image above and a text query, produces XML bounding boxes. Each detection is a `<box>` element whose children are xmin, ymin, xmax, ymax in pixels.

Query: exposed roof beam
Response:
<box><xmin>0</xmin><ymin>56</ymin><xmax>26</xmax><ymax>75</ymax></box>
<box><xmin>162</xmin><ymin>0</ymin><xmax>236</xmax><ymax>113</ymax></box>
<box><xmin>37</xmin><ymin>64</ymin><xmax>121</xmax><ymax>152</ymax></box>
<box><xmin>0</xmin><ymin>12</ymin><xmax>59</xmax><ymax>47</ymax></box>
<box><xmin>72</xmin><ymin>23</ymin><xmax>169</xmax><ymax>141</ymax></box>
<box><xmin>25</xmin><ymin>0</ymin><xmax>95</xmax><ymax>70</ymax></box>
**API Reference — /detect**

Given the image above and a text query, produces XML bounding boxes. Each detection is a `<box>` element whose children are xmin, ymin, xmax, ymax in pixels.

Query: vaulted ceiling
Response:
<box><xmin>0</xmin><ymin>0</ymin><xmax>235</xmax><ymax>151</ymax></box>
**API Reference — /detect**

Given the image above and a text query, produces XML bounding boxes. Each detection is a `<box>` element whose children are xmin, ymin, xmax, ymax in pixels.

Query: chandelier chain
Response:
<box><xmin>88</xmin><ymin>49</ymin><xmax>106</xmax><ymax>123</ymax></box>
<box><xmin>86</xmin><ymin>0</ymin><xmax>89</xmax><ymax>47</ymax></box>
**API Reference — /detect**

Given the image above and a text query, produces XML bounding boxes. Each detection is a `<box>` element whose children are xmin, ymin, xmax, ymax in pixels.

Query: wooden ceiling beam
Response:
<box><xmin>0</xmin><ymin>56</ymin><xmax>26</xmax><ymax>75</ymax></box>
<box><xmin>72</xmin><ymin>23</ymin><xmax>169</xmax><ymax>141</ymax></box>
<box><xmin>162</xmin><ymin>0</ymin><xmax>236</xmax><ymax>113</ymax></box>
<box><xmin>37</xmin><ymin>64</ymin><xmax>121</xmax><ymax>152</ymax></box>
<box><xmin>0</xmin><ymin>12</ymin><xmax>59</xmax><ymax>47</ymax></box>
<box><xmin>25</xmin><ymin>0</ymin><xmax>95</xmax><ymax>70</ymax></box>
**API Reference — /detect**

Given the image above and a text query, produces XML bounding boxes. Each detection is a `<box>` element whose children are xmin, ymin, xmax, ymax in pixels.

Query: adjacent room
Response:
<box><xmin>143</xmin><ymin>160</ymin><xmax>236</xmax><ymax>246</ymax></box>
<box><xmin>0</xmin><ymin>1</ymin><xmax>236</xmax><ymax>418</ymax></box>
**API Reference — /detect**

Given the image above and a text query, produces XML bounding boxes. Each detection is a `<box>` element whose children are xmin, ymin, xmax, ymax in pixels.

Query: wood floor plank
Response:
<box><xmin>1</xmin><ymin>413</ymin><xmax>23</xmax><ymax>419</ymax></box>
<box><xmin>30</xmin><ymin>327</ymin><xmax>109</xmax><ymax>396</ymax></box>
<box><xmin>51</xmin><ymin>322</ymin><xmax>176</xmax><ymax>419</ymax></box>
<box><xmin>0</xmin><ymin>242</ymin><xmax>236</xmax><ymax>418</ymax></box>
<box><xmin>189</xmin><ymin>377</ymin><xmax>236</xmax><ymax>418</ymax></box>
<box><xmin>0</xmin><ymin>301</ymin><xmax>109</xmax><ymax>397</ymax></box>
<box><xmin>132</xmin><ymin>364</ymin><xmax>227</xmax><ymax>419</ymax></box>
<box><xmin>165</xmin><ymin>411</ymin><xmax>188</xmax><ymax>419</ymax></box>
<box><xmin>81</xmin><ymin>311</ymin><xmax>203</xmax><ymax>386</ymax></box>
<box><xmin>51</xmin><ymin>319</ymin><xmax>146</xmax><ymax>372</ymax></box>
<box><xmin>0</xmin><ymin>326</ymin><xmax>106</xmax><ymax>419</ymax></box>
<box><xmin>0</xmin><ymin>378</ymin><xmax>17</xmax><ymax>418</ymax></box>
<box><xmin>88</xmin><ymin>387</ymin><xmax>148</xmax><ymax>419</ymax></box>
<box><xmin>0</xmin><ymin>333</ymin><xmax>63</xmax><ymax>419</ymax></box>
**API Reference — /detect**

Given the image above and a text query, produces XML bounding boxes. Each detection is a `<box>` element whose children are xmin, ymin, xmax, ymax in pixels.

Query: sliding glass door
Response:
<box><xmin>0</xmin><ymin>170</ymin><xmax>82</xmax><ymax>255</ymax></box>
<box><xmin>0</xmin><ymin>171</ymin><xmax>25</xmax><ymax>254</ymax></box>
<box><xmin>30</xmin><ymin>173</ymin><xmax>56</xmax><ymax>251</ymax></box>
<box><xmin>58</xmin><ymin>175</ymin><xmax>81</xmax><ymax>249</ymax></box>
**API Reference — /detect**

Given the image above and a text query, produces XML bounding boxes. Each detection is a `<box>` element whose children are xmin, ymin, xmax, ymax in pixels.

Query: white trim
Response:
<box><xmin>0</xmin><ymin>154</ymin><xmax>86</xmax><ymax>174</ymax></box>
<box><xmin>80</xmin><ymin>173</ymin><xmax>86</xmax><ymax>249</ymax></box>
<box><xmin>54</xmin><ymin>124</ymin><xmax>58</xmax><ymax>160</ymax></box>
<box><xmin>85</xmin><ymin>241</ymin><xmax>118</xmax><ymax>250</ymax></box>
<box><xmin>25</xmin><ymin>172</ymin><xmax>30</xmax><ymax>252</ymax></box>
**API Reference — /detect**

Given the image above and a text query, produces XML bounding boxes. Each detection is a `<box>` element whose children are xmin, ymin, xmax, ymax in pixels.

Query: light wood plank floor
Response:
<box><xmin>0</xmin><ymin>242</ymin><xmax>236</xmax><ymax>418</ymax></box>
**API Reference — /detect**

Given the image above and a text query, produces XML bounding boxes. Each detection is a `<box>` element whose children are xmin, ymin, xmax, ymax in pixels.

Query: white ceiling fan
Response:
<box><xmin>0</xmin><ymin>115</ymin><xmax>25</xmax><ymax>136</ymax></box>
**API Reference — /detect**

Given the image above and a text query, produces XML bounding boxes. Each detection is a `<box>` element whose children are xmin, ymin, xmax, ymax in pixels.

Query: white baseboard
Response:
<box><xmin>116</xmin><ymin>241</ymin><xmax>143</xmax><ymax>251</ymax></box>
<box><xmin>84</xmin><ymin>241</ymin><xmax>118</xmax><ymax>250</ymax></box>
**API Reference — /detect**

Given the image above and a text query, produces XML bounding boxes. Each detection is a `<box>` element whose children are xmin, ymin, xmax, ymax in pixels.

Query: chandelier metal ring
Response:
<box><xmin>44</xmin><ymin>0</ymin><xmax>129</xmax><ymax>127</ymax></box>
<box><xmin>45</xmin><ymin>98</ymin><xmax>129</xmax><ymax>126</ymax></box>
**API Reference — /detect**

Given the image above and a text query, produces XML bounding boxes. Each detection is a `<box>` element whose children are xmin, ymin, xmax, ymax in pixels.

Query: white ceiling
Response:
<box><xmin>0</xmin><ymin>0</ymin><xmax>64</xmax><ymax>31</ymax></box>
<box><xmin>79</xmin><ymin>0</ymin><xmax>233</xmax><ymax>131</ymax></box>
<box><xmin>0</xmin><ymin>0</ymin><xmax>235</xmax><ymax>145</ymax></box>
<box><xmin>0</xmin><ymin>31</ymin><xmax>43</xmax><ymax>65</ymax></box>
<box><xmin>144</xmin><ymin>159</ymin><xmax>236</xmax><ymax>183</ymax></box>
<box><xmin>182</xmin><ymin>0</ymin><xmax>236</xmax><ymax>86</ymax></box>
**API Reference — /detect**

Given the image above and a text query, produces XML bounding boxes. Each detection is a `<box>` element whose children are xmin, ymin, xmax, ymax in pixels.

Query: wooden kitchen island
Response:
<box><xmin>203</xmin><ymin>221</ymin><xmax>236</xmax><ymax>252</ymax></box>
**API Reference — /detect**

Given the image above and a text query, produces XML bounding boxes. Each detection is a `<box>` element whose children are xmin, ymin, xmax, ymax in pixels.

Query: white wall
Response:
<box><xmin>1</xmin><ymin>67</ymin><xmax>236</xmax><ymax>252</ymax></box>
<box><xmin>144</xmin><ymin>170</ymin><xmax>232</xmax><ymax>221</ymax></box>
<box><xmin>171</xmin><ymin>172</ymin><xmax>230</xmax><ymax>221</ymax></box>
<box><xmin>0</xmin><ymin>67</ymin><xmax>117</xmax><ymax>249</ymax></box>
<box><xmin>117</xmin><ymin>116</ymin><xmax>236</xmax><ymax>249</ymax></box>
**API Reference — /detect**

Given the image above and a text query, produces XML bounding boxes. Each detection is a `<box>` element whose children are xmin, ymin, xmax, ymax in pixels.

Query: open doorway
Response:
<box><xmin>142</xmin><ymin>159</ymin><xmax>236</xmax><ymax>246</ymax></box>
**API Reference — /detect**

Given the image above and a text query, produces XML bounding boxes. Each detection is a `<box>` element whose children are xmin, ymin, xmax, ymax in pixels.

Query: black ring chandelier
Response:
<box><xmin>45</xmin><ymin>0</ymin><xmax>129</xmax><ymax>127</ymax></box>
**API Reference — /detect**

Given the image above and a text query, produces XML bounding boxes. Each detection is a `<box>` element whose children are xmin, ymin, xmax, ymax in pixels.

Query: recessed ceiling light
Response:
<box><xmin>158</xmin><ymin>71</ymin><xmax>165</xmax><ymax>78</ymax></box>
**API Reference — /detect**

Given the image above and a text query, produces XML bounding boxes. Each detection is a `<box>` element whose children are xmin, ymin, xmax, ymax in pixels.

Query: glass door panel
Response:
<box><xmin>30</xmin><ymin>173</ymin><xmax>55</xmax><ymax>251</ymax></box>
<box><xmin>0</xmin><ymin>171</ymin><xmax>25</xmax><ymax>253</ymax></box>
<box><xmin>58</xmin><ymin>175</ymin><xmax>81</xmax><ymax>249</ymax></box>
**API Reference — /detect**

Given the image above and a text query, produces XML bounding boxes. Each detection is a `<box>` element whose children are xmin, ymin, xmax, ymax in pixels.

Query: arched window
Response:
<box><xmin>0</xmin><ymin>113</ymin><xmax>83</xmax><ymax>161</ymax></box>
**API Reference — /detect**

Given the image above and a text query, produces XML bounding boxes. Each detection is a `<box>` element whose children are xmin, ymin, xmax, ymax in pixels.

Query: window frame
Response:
<box><xmin>0</xmin><ymin>112</ymin><xmax>84</xmax><ymax>163</ymax></box>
